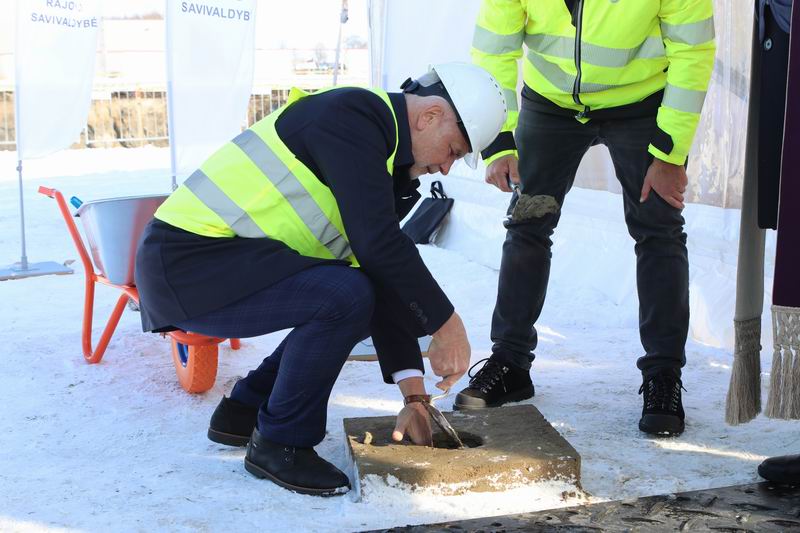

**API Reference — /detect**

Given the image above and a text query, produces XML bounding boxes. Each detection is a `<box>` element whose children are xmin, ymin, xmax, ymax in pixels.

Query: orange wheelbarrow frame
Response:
<box><xmin>38</xmin><ymin>186</ymin><xmax>240</xmax><ymax>393</ymax></box>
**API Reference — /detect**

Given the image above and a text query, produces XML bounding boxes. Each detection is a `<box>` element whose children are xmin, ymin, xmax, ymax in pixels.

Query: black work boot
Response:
<box><xmin>453</xmin><ymin>357</ymin><xmax>534</xmax><ymax>410</ymax></box>
<box><xmin>207</xmin><ymin>396</ymin><xmax>259</xmax><ymax>447</ymax></box>
<box><xmin>758</xmin><ymin>454</ymin><xmax>800</xmax><ymax>484</ymax></box>
<box><xmin>638</xmin><ymin>372</ymin><xmax>686</xmax><ymax>436</ymax></box>
<box><xmin>244</xmin><ymin>429</ymin><xmax>350</xmax><ymax>496</ymax></box>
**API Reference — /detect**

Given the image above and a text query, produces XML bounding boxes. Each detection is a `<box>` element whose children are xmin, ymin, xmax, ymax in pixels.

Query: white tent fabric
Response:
<box><xmin>14</xmin><ymin>0</ymin><xmax>101</xmax><ymax>159</ymax></box>
<box><xmin>369</xmin><ymin>0</ymin><xmax>482</xmax><ymax>91</ymax></box>
<box><xmin>165</xmin><ymin>0</ymin><xmax>257</xmax><ymax>179</ymax></box>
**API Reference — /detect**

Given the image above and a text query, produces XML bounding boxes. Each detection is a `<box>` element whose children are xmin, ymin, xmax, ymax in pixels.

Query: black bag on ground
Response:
<box><xmin>401</xmin><ymin>181</ymin><xmax>454</xmax><ymax>244</ymax></box>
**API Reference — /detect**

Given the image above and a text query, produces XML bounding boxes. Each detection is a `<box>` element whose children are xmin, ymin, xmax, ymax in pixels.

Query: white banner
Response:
<box><xmin>372</xmin><ymin>0</ymin><xmax>481</xmax><ymax>91</ymax></box>
<box><xmin>166</xmin><ymin>0</ymin><xmax>257</xmax><ymax>178</ymax></box>
<box><xmin>14</xmin><ymin>0</ymin><xmax>101</xmax><ymax>159</ymax></box>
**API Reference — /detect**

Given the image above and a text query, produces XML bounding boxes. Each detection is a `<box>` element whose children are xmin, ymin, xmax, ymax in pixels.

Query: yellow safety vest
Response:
<box><xmin>154</xmin><ymin>87</ymin><xmax>399</xmax><ymax>266</ymax></box>
<box><xmin>472</xmin><ymin>0</ymin><xmax>715</xmax><ymax>165</ymax></box>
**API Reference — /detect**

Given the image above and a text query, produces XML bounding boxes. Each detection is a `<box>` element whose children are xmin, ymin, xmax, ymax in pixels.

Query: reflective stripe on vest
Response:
<box><xmin>525</xmin><ymin>49</ymin><xmax>617</xmax><ymax>94</ymax></box>
<box><xmin>524</xmin><ymin>33</ymin><xmax>665</xmax><ymax>69</ymax></box>
<box><xmin>472</xmin><ymin>10</ymin><xmax>715</xmax><ymax>100</ymax></box>
<box><xmin>662</xmin><ymin>83</ymin><xmax>707</xmax><ymax>114</ymax></box>
<box><xmin>661</xmin><ymin>17</ymin><xmax>715</xmax><ymax>46</ymax></box>
<box><xmin>155</xmin><ymin>87</ymin><xmax>398</xmax><ymax>265</ymax></box>
<box><xmin>471</xmin><ymin>1</ymin><xmax>715</xmax><ymax>164</ymax></box>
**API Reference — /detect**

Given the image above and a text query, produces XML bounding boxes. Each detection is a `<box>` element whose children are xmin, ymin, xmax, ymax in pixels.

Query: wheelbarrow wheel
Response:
<box><xmin>171</xmin><ymin>339</ymin><xmax>218</xmax><ymax>393</ymax></box>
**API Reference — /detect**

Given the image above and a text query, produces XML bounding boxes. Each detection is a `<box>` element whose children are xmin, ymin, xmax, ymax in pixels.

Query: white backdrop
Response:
<box><xmin>165</xmin><ymin>0</ymin><xmax>257</xmax><ymax>179</ymax></box>
<box><xmin>15</xmin><ymin>0</ymin><xmax>101</xmax><ymax>159</ymax></box>
<box><xmin>369</xmin><ymin>0</ymin><xmax>482</xmax><ymax>91</ymax></box>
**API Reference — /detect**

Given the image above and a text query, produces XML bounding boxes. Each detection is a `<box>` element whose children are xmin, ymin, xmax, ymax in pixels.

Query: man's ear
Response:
<box><xmin>416</xmin><ymin>104</ymin><xmax>445</xmax><ymax>131</ymax></box>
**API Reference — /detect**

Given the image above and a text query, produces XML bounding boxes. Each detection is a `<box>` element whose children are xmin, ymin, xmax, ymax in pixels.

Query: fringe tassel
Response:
<box><xmin>779</xmin><ymin>347</ymin><xmax>794</xmax><ymax>419</ymax></box>
<box><xmin>725</xmin><ymin>318</ymin><xmax>762</xmax><ymax>424</ymax></box>
<box><xmin>790</xmin><ymin>352</ymin><xmax>800</xmax><ymax>418</ymax></box>
<box><xmin>764</xmin><ymin>346</ymin><xmax>783</xmax><ymax>418</ymax></box>
<box><xmin>765</xmin><ymin>305</ymin><xmax>800</xmax><ymax>420</ymax></box>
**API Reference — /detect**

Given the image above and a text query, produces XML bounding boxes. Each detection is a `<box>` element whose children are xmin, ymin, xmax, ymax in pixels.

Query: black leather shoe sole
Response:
<box><xmin>758</xmin><ymin>455</ymin><xmax>800</xmax><ymax>484</ymax></box>
<box><xmin>207</xmin><ymin>428</ymin><xmax>250</xmax><ymax>447</ymax></box>
<box><xmin>244</xmin><ymin>457</ymin><xmax>350</xmax><ymax>497</ymax></box>
<box><xmin>639</xmin><ymin>415</ymin><xmax>685</xmax><ymax>437</ymax></box>
<box><xmin>452</xmin><ymin>384</ymin><xmax>535</xmax><ymax>410</ymax></box>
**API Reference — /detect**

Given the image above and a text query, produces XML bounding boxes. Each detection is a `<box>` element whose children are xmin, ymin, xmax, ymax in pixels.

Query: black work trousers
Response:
<box><xmin>491</xmin><ymin>102</ymin><xmax>689</xmax><ymax>378</ymax></box>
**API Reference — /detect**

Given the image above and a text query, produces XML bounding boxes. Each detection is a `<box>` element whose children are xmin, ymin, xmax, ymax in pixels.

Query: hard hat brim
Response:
<box><xmin>463</xmin><ymin>151</ymin><xmax>479</xmax><ymax>169</ymax></box>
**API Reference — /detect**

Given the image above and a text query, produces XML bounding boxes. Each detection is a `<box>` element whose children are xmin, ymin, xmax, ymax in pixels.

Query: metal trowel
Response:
<box><xmin>423</xmin><ymin>391</ymin><xmax>464</xmax><ymax>449</ymax></box>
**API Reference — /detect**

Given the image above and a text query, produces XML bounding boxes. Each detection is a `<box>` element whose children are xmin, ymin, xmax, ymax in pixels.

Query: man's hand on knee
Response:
<box><xmin>428</xmin><ymin>312</ymin><xmax>471</xmax><ymax>391</ymax></box>
<box><xmin>485</xmin><ymin>154</ymin><xmax>520</xmax><ymax>193</ymax></box>
<box><xmin>640</xmin><ymin>158</ymin><xmax>688</xmax><ymax>210</ymax></box>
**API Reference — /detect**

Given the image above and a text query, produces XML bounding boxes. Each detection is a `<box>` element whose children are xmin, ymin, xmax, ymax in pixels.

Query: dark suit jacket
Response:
<box><xmin>135</xmin><ymin>88</ymin><xmax>454</xmax><ymax>381</ymax></box>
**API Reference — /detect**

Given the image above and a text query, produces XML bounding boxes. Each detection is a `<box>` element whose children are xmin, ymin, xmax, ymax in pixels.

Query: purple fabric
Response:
<box><xmin>773</xmin><ymin>2</ymin><xmax>800</xmax><ymax>306</ymax></box>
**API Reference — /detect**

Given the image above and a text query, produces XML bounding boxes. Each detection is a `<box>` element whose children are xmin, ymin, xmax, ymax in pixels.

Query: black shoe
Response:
<box><xmin>758</xmin><ymin>454</ymin><xmax>800</xmax><ymax>484</ymax></box>
<box><xmin>244</xmin><ymin>429</ymin><xmax>350</xmax><ymax>496</ymax></box>
<box><xmin>638</xmin><ymin>372</ymin><xmax>686</xmax><ymax>436</ymax></box>
<box><xmin>207</xmin><ymin>396</ymin><xmax>259</xmax><ymax>447</ymax></box>
<box><xmin>453</xmin><ymin>357</ymin><xmax>534</xmax><ymax>410</ymax></box>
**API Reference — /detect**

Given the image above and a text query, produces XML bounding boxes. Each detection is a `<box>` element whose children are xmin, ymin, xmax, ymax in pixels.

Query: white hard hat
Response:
<box><xmin>403</xmin><ymin>62</ymin><xmax>508</xmax><ymax>169</ymax></box>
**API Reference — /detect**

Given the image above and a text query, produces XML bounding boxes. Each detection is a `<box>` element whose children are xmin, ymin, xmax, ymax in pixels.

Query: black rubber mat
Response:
<box><xmin>370</xmin><ymin>482</ymin><xmax>800</xmax><ymax>532</ymax></box>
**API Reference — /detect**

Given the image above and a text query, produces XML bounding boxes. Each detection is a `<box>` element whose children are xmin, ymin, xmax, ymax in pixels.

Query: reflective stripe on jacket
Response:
<box><xmin>154</xmin><ymin>87</ymin><xmax>399</xmax><ymax>266</ymax></box>
<box><xmin>472</xmin><ymin>0</ymin><xmax>715</xmax><ymax>165</ymax></box>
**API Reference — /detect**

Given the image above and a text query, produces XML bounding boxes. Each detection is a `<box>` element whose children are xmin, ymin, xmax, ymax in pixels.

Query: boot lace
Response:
<box><xmin>468</xmin><ymin>358</ymin><xmax>508</xmax><ymax>395</ymax></box>
<box><xmin>639</xmin><ymin>374</ymin><xmax>686</xmax><ymax>413</ymax></box>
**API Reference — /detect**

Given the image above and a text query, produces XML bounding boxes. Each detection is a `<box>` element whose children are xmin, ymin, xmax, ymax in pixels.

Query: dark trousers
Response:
<box><xmin>491</xmin><ymin>105</ymin><xmax>689</xmax><ymax>377</ymax></box>
<box><xmin>176</xmin><ymin>265</ymin><xmax>374</xmax><ymax>447</ymax></box>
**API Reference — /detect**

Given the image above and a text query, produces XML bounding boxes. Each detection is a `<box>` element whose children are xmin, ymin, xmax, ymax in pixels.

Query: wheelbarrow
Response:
<box><xmin>38</xmin><ymin>186</ymin><xmax>240</xmax><ymax>393</ymax></box>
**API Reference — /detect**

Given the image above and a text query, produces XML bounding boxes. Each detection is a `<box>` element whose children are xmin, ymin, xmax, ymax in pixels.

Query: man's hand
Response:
<box><xmin>428</xmin><ymin>312</ymin><xmax>470</xmax><ymax>391</ymax></box>
<box><xmin>485</xmin><ymin>154</ymin><xmax>519</xmax><ymax>192</ymax></box>
<box><xmin>640</xmin><ymin>158</ymin><xmax>688</xmax><ymax>210</ymax></box>
<box><xmin>392</xmin><ymin>402</ymin><xmax>432</xmax><ymax>446</ymax></box>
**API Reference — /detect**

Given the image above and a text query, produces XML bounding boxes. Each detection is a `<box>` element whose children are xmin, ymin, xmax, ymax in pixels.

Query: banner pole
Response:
<box><xmin>166</xmin><ymin>7</ymin><xmax>178</xmax><ymax>191</ymax></box>
<box><xmin>15</xmin><ymin>160</ymin><xmax>28</xmax><ymax>271</ymax></box>
<box><xmin>0</xmin><ymin>0</ymin><xmax>73</xmax><ymax>281</ymax></box>
<box><xmin>333</xmin><ymin>0</ymin><xmax>348</xmax><ymax>86</ymax></box>
<box><xmin>167</xmin><ymin>79</ymin><xmax>178</xmax><ymax>191</ymax></box>
<box><xmin>13</xmin><ymin>32</ymin><xmax>28</xmax><ymax>270</ymax></box>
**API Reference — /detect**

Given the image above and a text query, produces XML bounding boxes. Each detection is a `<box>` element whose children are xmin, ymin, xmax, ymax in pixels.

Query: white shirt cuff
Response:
<box><xmin>392</xmin><ymin>369</ymin><xmax>424</xmax><ymax>384</ymax></box>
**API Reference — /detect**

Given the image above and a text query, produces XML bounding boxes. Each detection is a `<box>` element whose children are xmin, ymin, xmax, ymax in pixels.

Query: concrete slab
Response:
<box><xmin>344</xmin><ymin>404</ymin><xmax>580</xmax><ymax>497</ymax></box>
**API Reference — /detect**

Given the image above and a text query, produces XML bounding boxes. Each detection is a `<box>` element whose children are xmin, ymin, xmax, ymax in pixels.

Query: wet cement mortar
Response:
<box><xmin>344</xmin><ymin>405</ymin><xmax>580</xmax><ymax>495</ymax></box>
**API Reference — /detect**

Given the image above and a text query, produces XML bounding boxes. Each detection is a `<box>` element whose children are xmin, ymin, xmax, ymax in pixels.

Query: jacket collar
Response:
<box><xmin>388</xmin><ymin>92</ymin><xmax>414</xmax><ymax>167</ymax></box>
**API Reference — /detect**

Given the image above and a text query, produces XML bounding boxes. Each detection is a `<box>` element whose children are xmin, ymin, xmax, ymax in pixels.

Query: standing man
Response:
<box><xmin>135</xmin><ymin>63</ymin><xmax>507</xmax><ymax>496</ymax></box>
<box><xmin>455</xmin><ymin>1</ymin><xmax>715</xmax><ymax>437</ymax></box>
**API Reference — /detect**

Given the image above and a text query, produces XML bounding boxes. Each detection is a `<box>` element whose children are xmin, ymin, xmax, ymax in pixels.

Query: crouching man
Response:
<box><xmin>135</xmin><ymin>63</ymin><xmax>508</xmax><ymax>496</ymax></box>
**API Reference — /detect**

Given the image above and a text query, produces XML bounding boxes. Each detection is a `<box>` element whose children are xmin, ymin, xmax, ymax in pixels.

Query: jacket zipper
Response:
<box><xmin>572</xmin><ymin>0</ymin><xmax>590</xmax><ymax>119</ymax></box>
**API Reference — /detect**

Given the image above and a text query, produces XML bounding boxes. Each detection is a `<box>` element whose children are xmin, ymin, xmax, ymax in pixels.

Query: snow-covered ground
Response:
<box><xmin>1</xmin><ymin>148</ymin><xmax>797</xmax><ymax>532</ymax></box>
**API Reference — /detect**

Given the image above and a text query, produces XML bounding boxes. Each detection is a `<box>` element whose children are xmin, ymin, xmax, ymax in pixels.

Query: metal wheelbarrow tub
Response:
<box><xmin>76</xmin><ymin>194</ymin><xmax>168</xmax><ymax>286</ymax></box>
<box><xmin>39</xmin><ymin>186</ymin><xmax>241</xmax><ymax>394</ymax></box>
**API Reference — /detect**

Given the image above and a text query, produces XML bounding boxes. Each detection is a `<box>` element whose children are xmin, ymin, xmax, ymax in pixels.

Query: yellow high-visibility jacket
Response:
<box><xmin>154</xmin><ymin>87</ymin><xmax>398</xmax><ymax>267</ymax></box>
<box><xmin>472</xmin><ymin>0</ymin><xmax>715</xmax><ymax>165</ymax></box>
